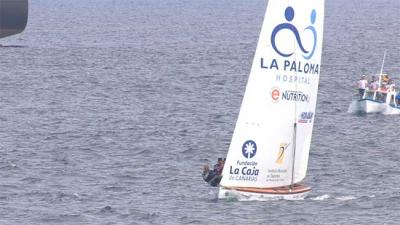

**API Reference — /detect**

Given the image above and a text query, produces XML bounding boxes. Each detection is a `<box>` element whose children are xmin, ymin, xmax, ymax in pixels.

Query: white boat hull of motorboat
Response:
<box><xmin>348</xmin><ymin>99</ymin><xmax>386</xmax><ymax>114</ymax></box>
<box><xmin>382</xmin><ymin>105</ymin><xmax>400</xmax><ymax>115</ymax></box>
<box><xmin>218</xmin><ymin>184</ymin><xmax>311</xmax><ymax>201</ymax></box>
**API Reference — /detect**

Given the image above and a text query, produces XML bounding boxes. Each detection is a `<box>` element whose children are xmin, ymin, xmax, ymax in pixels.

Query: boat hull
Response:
<box><xmin>348</xmin><ymin>99</ymin><xmax>386</xmax><ymax>113</ymax></box>
<box><xmin>348</xmin><ymin>99</ymin><xmax>400</xmax><ymax>115</ymax></box>
<box><xmin>382</xmin><ymin>105</ymin><xmax>400</xmax><ymax>115</ymax></box>
<box><xmin>218</xmin><ymin>184</ymin><xmax>311</xmax><ymax>201</ymax></box>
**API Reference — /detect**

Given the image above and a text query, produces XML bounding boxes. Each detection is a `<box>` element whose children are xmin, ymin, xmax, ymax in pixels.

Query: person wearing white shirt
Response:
<box><xmin>357</xmin><ymin>75</ymin><xmax>368</xmax><ymax>99</ymax></box>
<box><xmin>386</xmin><ymin>79</ymin><xmax>395</xmax><ymax>92</ymax></box>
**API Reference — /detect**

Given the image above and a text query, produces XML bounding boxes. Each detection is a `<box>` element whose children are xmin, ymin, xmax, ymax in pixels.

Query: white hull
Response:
<box><xmin>382</xmin><ymin>105</ymin><xmax>400</xmax><ymax>115</ymax></box>
<box><xmin>218</xmin><ymin>185</ymin><xmax>310</xmax><ymax>201</ymax></box>
<box><xmin>348</xmin><ymin>99</ymin><xmax>386</xmax><ymax>113</ymax></box>
<box><xmin>348</xmin><ymin>99</ymin><xmax>400</xmax><ymax>115</ymax></box>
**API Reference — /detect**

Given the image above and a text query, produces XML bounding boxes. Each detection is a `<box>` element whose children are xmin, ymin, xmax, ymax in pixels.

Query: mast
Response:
<box><xmin>378</xmin><ymin>50</ymin><xmax>387</xmax><ymax>87</ymax></box>
<box><xmin>290</xmin><ymin>5</ymin><xmax>299</xmax><ymax>190</ymax></box>
<box><xmin>290</xmin><ymin>122</ymin><xmax>297</xmax><ymax>190</ymax></box>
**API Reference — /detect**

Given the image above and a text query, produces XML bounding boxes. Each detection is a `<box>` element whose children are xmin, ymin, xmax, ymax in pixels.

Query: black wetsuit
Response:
<box><xmin>203</xmin><ymin>170</ymin><xmax>222</xmax><ymax>187</ymax></box>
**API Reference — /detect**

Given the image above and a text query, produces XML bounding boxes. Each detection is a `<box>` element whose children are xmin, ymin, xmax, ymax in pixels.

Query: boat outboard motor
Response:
<box><xmin>0</xmin><ymin>0</ymin><xmax>28</xmax><ymax>38</ymax></box>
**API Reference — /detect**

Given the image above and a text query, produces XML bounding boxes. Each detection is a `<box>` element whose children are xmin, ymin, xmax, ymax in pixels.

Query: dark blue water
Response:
<box><xmin>1</xmin><ymin>0</ymin><xmax>399</xmax><ymax>224</ymax></box>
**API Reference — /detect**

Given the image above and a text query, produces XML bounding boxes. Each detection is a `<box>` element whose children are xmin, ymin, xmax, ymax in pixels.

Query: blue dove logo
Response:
<box><xmin>271</xmin><ymin>6</ymin><xmax>317</xmax><ymax>60</ymax></box>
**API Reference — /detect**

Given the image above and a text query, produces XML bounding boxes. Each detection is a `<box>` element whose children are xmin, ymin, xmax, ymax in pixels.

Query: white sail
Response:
<box><xmin>220</xmin><ymin>0</ymin><xmax>324</xmax><ymax>188</ymax></box>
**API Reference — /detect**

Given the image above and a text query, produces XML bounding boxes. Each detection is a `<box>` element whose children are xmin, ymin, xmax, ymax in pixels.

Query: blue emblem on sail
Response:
<box><xmin>271</xmin><ymin>7</ymin><xmax>317</xmax><ymax>60</ymax></box>
<box><xmin>242</xmin><ymin>140</ymin><xmax>257</xmax><ymax>159</ymax></box>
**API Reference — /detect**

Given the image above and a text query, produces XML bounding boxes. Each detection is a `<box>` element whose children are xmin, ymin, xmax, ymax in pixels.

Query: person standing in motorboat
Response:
<box><xmin>382</xmin><ymin>74</ymin><xmax>390</xmax><ymax>85</ymax></box>
<box><xmin>377</xmin><ymin>83</ymin><xmax>388</xmax><ymax>102</ymax></box>
<box><xmin>366</xmin><ymin>75</ymin><xmax>379</xmax><ymax>99</ymax></box>
<box><xmin>396</xmin><ymin>87</ymin><xmax>400</xmax><ymax>105</ymax></box>
<box><xmin>385</xmin><ymin>79</ymin><xmax>397</xmax><ymax>104</ymax></box>
<box><xmin>386</xmin><ymin>79</ymin><xmax>396</xmax><ymax>92</ymax></box>
<box><xmin>368</xmin><ymin>76</ymin><xmax>379</xmax><ymax>91</ymax></box>
<box><xmin>357</xmin><ymin>75</ymin><xmax>368</xmax><ymax>99</ymax></box>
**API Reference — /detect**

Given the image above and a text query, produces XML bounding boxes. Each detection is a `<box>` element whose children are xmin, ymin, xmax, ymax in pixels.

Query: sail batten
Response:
<box><xmin>220</xmin><ymin>0</ymin><xmax>324</xmax><ymax>189</ymax></box>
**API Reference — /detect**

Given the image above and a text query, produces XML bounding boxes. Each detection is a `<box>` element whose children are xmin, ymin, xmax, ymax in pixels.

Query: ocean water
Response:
<box><xmin>0</xmin><ymin>0</ymin><xmax>399</xmax><ymax>224</ymax></box>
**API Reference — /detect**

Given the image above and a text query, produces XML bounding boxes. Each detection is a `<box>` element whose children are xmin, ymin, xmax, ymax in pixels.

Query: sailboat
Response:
<box><xmin>218</xmin><ymin>0</ymin><xmax>325</xmax><ymax>201</ymax></box>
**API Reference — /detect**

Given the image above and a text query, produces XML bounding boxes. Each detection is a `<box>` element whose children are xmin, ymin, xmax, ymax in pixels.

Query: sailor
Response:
<box><xmin>202</xmin><ymin>160</ymin><xmax>215</xmax><ymax>183</ymax></box>
<box><xmin>357</xmin><ymin>75</ymin><xmax>368</xmax><ymax>99</ymax></box>
<box><xmin>214</xmin><ymin>158</ymin><xmax>225</xmax><ymax>175</ymax></box>
<box><xmin>203</xmin><ymin>158</ymin><xmax>224</xmax><ymax>187</ymax></box>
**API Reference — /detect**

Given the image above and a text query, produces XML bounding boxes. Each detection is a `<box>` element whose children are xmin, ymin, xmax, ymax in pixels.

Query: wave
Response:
<box><xmin>347</xmin><ymin>100</ymin><xmax>360</xmax><ymax>114</ymax></box>
<box><xmin>310</xmin><ymin>194</ymin><xmax>330</xmax><ymax>200</ymax></box>
<box><xmin>335</xmin><ymin>195</ymin><xmax>357</xmax><ymax>201</ymax></box>
<box><xmin>310</xmin><ymin>194</ymin><xmax>369</xmax><ymax>201</ymax></box>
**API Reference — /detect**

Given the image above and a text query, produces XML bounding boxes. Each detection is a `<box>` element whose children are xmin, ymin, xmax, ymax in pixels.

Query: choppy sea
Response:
<box><xmin>1</xmin><ymin>0</ymin><xmax>399</xmax><ymax>224</ymax></box>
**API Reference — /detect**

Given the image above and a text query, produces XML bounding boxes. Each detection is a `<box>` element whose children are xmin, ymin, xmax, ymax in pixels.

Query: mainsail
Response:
<box><xmin>220</xmin><ymin>0</ymin><xmax>324</xmax><ymax>188</ymax></box>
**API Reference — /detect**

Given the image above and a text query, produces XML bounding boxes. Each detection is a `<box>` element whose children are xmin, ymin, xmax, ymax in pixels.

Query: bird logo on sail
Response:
<box><xmin>271</xmin><ymin>6</ymin><xmax>317</xmax><ymax>60</ymax></box>
<box><xmin>242</xmin><ymin>140</ymin><xmax>257</xmax><ymax>159</ymax></box>
<box><xmin>276</xmin><ymin>143</ymin><xmax>290</xmax><ymax>165</ymax></box>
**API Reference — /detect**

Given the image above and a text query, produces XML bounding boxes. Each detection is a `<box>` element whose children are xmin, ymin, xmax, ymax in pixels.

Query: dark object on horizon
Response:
<box><xmin>0</xmin><ymin>0</ymin><xmax>28</xmax><ymax>38</ymax></box>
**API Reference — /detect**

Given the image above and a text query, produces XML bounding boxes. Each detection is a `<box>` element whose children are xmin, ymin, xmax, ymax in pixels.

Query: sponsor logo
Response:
<box><xmin>298</xmin><ymin>112</ymin><xmax>314</xmax><ymax>123</ymax></box>
<box><xmin>276</xmin><ymin>143</ymin><xmax>290</xmax><ymax>165</ymax></box>
<box><xmin>271</xmin><ymin>6</ymin><xmax>318</xmax><ymax>60</ymax></box>
<box><xmin>229</xmin><ymin>161</ymin><xmax>259</xmax><ymax>179</ymax></box>
<box><xmin>275</xmin><ymin>74</ymin><xmax>310</xmax><ymax>85</ymax></box>
<box><xmin>266</xmin><ymin>168</ymin><xmax>288</xmax><ymax>182</ymax></box>
<box><xmin>259</xmin><ymin>6</ymin><xmax>321</xmax><ymax>77</ymax></box>
<box><xmin>282</xmin><ymin>90</ymin><xmax>310</xmax><ymax>102</ymax></box>
<box><xmin>227</xmin><ymin>140</ymin><xmax>259</xmax><ymax>182</ymax></box>
<box><xmin>271</xmin><ymin>88</ymin><xmax>310</xmax><ymax>103</ymax></box>
<box><xmin>271</xmin><ymin>87</ymin><xmax>281</xmax><ymax>102</ymax></box>
<box><xmin>228</xmin><ymin>160</ymin><xmax>259</xmax><ymax>182</ymax></box>
<box><xmin>261</xmin><ymin>59</ymin><xmax>319</xmax><ymax>75</ymax></box>
<box><xmin>242</xmin><ymin>140</ymin><xmax>257</xmax><ymax>159</ymax></box>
